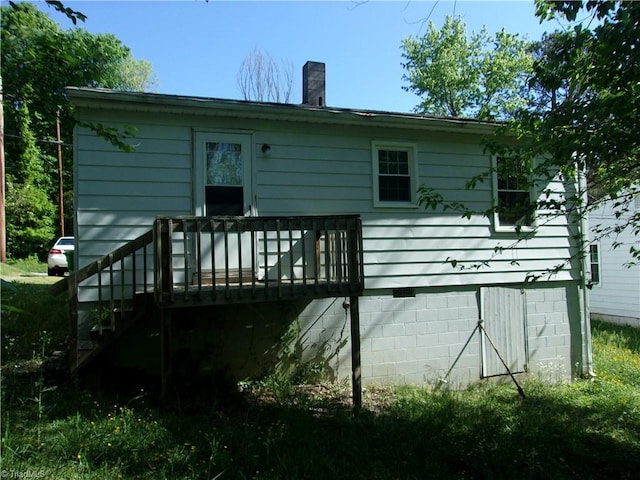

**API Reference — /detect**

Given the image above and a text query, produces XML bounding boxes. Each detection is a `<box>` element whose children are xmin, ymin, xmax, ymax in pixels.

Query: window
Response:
<box><xmin>205</xmin><ymin>142</ymin><xmax>244</xmax><ymax>215</ymax></box>
<box><xmin>589</xmin><ymin>244</ymin><xmax>600</xmax><ymax>285</ymax></box>
<box><xmin>494</xmin><ymin>156</ymin><xmax>533</xmax><ymax>230</ymax></box>
<box><xmin>372</xmin><ymin>142</ymin><xmax>418</xmax><ymax>207</ymax></box>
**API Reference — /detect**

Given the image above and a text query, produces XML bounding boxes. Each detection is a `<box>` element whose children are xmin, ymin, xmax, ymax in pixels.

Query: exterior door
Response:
<box><xmin>194</xmin><ymin>132</ymin><xmax>252</xmax><ymax>217</ymax></box>
<box><xmin>194</xmin><ymin>132</ymin><xmax>254</xmax><ymax>279</ymax></box>
<box><xmin>480</xmin><ymin>286</ymin><xmax>528</xmax><ymax>377</ymax></box>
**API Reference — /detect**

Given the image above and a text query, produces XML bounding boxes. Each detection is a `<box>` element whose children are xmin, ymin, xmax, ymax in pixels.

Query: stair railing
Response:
<box><xmin>61</xmin><ymin>230</ymin><xmax>154</xmax><ymax>370</ymax></box>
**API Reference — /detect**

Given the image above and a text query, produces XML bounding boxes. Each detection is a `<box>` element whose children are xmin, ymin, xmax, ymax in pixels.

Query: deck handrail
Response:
<box><xmin>60</xmin><ymin>229</ymin><xmax>154</xmax><ymax>371</ymax></box>
<box><xmin>154</xmin><ymin>215</ymin><xmax>364</xmax><ymax>306</ymax></box>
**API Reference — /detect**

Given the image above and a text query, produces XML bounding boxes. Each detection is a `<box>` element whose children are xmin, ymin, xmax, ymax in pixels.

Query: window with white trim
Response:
<box><xmin>372</xmin><ymin>142</ymin><xmax>418</xmax><ymax>207</ymax></box>
<box><xmin>494</xmin><ymin>156</ymin><xmax>533</xmax><ymax>230</ymax></box>
<box><xmin>589</xmin><ymin>243</ymin><xmax>600</xmax><ymax>285</ymax></box>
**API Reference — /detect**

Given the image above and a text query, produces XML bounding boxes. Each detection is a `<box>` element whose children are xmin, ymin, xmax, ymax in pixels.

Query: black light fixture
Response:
<box><xmin>261</xmin><ymin>144</ymin><xmax>271</xmax><ymax>155</ymax></box>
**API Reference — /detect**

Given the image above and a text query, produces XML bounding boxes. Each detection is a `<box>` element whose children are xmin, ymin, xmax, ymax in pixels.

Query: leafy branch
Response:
<box><xmin>10</xmin><ymin>1</ymin><xmax>88</xmax><ymax>24</ymax></box>
<box><xmin>79</xmin><ymin>122</ymin><xmax>139</xmax><ymax>153</ymax></box>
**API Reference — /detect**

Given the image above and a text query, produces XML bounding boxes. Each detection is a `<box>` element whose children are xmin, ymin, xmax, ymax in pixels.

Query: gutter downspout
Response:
<box><xmin>578</xmin><ymin>165</ymin><xmax>595</xmax><ymax>377</ymax></box>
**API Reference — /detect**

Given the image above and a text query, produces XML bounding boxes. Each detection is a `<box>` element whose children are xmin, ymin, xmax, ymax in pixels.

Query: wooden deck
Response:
<box><xmin>61</xmin><ymin>214</ymin><xmax>365</xmax><ymax>409</ymax></box>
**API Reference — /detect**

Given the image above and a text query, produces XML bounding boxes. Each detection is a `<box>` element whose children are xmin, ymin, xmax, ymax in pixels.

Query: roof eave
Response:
<box><xmin>66</xmin><ymin>87</ymin><xmax>502</xmax><ymax>135</ymax></box>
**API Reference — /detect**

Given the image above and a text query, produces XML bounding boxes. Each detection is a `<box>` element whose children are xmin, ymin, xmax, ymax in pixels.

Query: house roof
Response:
<box><xmin>66</xmin><ymin>87</ymin><xmax>503</xmax><ymax>136</ymax></box>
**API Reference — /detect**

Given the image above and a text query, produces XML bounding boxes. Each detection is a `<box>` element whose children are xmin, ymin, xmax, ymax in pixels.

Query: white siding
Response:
<box><xmin>74</xmin><ymin>120</ymin><xmax>192</xmax><ymax>272</ymax></box>
<box><xmin>589</xmin><ymin>196</ymin><xmax>640</xmax><ymax>324</ymax></box>
<box><xmin>73</xmin><ymin>100</ymin><xmax>580</xmax><ymax>294</ymax></box>
<box><xmin>250</xmin><ymin>129</ymin><xmax>578</xmax><ymax>289</ymax></box>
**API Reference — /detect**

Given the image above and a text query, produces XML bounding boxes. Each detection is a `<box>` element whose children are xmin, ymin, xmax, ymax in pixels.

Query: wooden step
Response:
<box><xmin>192</xmin><ymin>268</ymin><xmax>256</xmax><ymax>285</ymax></box>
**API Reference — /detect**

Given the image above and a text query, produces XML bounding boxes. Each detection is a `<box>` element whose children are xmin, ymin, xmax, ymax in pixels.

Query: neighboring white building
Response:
<box><xmin>66</xmin><ymin>62</ymin><xmax>592</xmax><ymax>389</ymax></box>
<box><xmin>589</xmin><ymin>191</ymin><xmax>640</xmax><ymax>327</ymax></box>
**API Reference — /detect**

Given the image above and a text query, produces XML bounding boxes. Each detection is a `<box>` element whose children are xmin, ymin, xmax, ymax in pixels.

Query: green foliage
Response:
<box><xmin>521</xmin><ymin>2</ymin><xmax>640</xmax><ymax>192</ymax></box>
<box><xmin>0</xmin><ymin>279</ymin><xmax>23</xmax><ymax>316</ymax></box>
<box><xmin>79</xmin><ymin>122</ymin><xmax>139</xmax><ymax>153</ymax></box>
<box><xmin>592</xmin><ymin>320</ymin><xmax>640</xmax><ymax>387</ymax></box>
<box><xmin>4</xmin><ymin>256</ymin><xmax>49</xmax><ymax>274</ymax></box>
<box><xmin>259</xmin><ymin>318</ymin><xmax>332</xmax><ymax>401</ymax></box>
<box><xmin>41</xmin><ymin>0</ymin><xmax>87</xmax><ymax>24</ymax></box>
<box><xmin>502</xmin><ymin>1</ymin><xmax>640</xmax><ymax>262</ymax></box>
<box><xmin>1</xmin><ymin>280</ymin><xmax>67</xmax><ymax>365</ymax></box>
<box><xmin>402</xmin><ymin>15</ymin><xmax>533</xmax><ymax>120</ymax></box>
<box><xmin>415</xmin><ymin>1</ymin><xmax>640</xmax><ymax>272</ymax></box>
<box><xmin>0</xmin><ymin>2</ymin><xmax>156</xmax><ymax>259</ymax></box>
<box><xmin>5</xmin><ymin>180</ymin><xmax>56</xmax><ymax>260</ymax></box>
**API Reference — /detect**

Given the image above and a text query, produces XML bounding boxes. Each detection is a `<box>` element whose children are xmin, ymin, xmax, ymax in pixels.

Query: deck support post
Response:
<box><xmin>160</xmin><ymin>309</ymin><xmax>172</xmax><ymax>400</ymax></box>
<box><xmin>349</xmin><ymin>295</ymin><xmax>362</xmax><ymax>412</ymax></box>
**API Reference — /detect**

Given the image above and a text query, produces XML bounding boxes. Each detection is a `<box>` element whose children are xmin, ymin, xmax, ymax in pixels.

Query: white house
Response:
<box><xmin>66</xmin><ymin>62</ymin><xmax>592</xmax><ymax>394</ymax></box>
<box><xmin>589</xmin><ymin>191</ymin><xmax>640</xmax><ymax>327</ymax></box>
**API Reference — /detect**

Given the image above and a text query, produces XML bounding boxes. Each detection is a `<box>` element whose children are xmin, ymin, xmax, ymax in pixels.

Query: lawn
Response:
<box><xmin>1</xmin><ymin>266</ymin><xmax>639</xmax><ymax>479</ymax></box>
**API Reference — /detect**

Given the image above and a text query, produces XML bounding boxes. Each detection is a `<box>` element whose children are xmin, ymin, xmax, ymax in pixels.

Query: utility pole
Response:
<box><xmin>0</xmin><ymin>75</ymin><xmax>6</xmax><ymax>263</ymax></box>
<box><xmin>56</xmin><ymin>109</ymin><xmax>64</xmax><ymax>237</ymax></box>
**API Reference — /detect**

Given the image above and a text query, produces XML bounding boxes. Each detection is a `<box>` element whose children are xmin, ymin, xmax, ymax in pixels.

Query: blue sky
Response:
<box><xmin>40</xmin><ymin>1</ymin><xmax>559</xmax><ymax>113</ymax></box>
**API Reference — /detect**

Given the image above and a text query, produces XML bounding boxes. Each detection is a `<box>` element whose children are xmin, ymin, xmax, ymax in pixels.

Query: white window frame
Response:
<box><xmin>372</xmin><ymin>141</ymin><xmax>419</xmax><ymax>208</ymax></box>
<box><xmin>492</xmin><ymin>155</ymin><xmax>535</xmax><ymax>233</ymax></box>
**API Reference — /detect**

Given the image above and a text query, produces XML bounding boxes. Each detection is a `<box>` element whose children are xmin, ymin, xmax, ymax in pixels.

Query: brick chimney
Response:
<box><xmin>302</xmin><ymin>61</ymin><xmax>325</xmax><ymax>107</ymax></box>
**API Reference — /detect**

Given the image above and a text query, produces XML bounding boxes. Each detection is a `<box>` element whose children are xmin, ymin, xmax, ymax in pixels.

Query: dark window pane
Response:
<box><xmin>589</xmin><ymin>245</ymin><xmax>600</xmax><ymax>283</ymax></box>
<box><xmin>378</xmin><ymin>151</ymin><xmax>389</xmax><ymax>174</ymax></box>
<box><xmin>379</xmin><ymin>176</ymin><xmax>411</xmax><ymax>202</ymax></box>
<box><xmin>206</xmin><ymin>185</ymin><xmax>243</xmax><ymax>215</ymax></box>
<box><xmin>497</xmin><ymin>156</ymin><xmax>532</xmax><ymax>226</ymax></box>
<box><xmin>591</xmin><ymin>264</ymin><xmax>600</xmax><ymax>283</ymax></box>
<box><xmin>398</xmin><ymin>160</ymin><xmax>408</xmax><ymax>175</ymax></box>
<box><xmin>379</xmin><ymin>150</ymin><xmax>410</xmax><ymax>175</ymax></box>
<box><xmin>497</xmin><ymin>191</ymin><xmax>531</xmax><ymax>226</ymax></box>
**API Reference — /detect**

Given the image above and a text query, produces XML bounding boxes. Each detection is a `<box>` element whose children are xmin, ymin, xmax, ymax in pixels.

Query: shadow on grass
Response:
<box><xmin>4</xmin><ymin>374</ymin><xmax>637</xmax><ymax>480</ymax></box>
<box><xmin>1</xmin><ymin>281</ymin><xmax>68</xmax><ymax>366</ymax></box>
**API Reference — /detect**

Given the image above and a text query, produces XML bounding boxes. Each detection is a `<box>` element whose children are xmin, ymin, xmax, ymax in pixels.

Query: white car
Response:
<box><xmin>47</xmin><ymin>236</ymin><xmax>74</xmax><ymax>276</ymax></box>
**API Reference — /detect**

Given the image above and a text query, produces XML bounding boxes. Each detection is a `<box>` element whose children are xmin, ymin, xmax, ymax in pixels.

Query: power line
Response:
<box><xmin>3</xmin><ymin>132</ymin><xmax>73</xmax><ymax>148</ymax></box>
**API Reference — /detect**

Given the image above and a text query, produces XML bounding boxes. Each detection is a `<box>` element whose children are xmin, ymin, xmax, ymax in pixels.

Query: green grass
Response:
<box><xmin>1</xmin><ymin>270</ymin><xmax>68</xmax><ymax>367</ymax></box>
<box><xmin>2</xmin><ymin>257</ymin><xmax>48</xmax><ymax>275</ymax></box>
<box><xmin>1</xmin><ymin>275</ymin><xmax>640</xmax><ymax>479</ymax></box>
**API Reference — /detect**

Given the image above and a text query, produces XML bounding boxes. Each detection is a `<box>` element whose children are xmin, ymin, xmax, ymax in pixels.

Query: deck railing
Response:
<box><xmin>154</xmin><ymin>215</ymin><xmax>364</xmax><ymax>306</ymax></box>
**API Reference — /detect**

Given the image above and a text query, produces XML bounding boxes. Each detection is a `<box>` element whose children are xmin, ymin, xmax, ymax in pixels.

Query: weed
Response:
<box><xmin>90</xmin><ymin>307</ymin><xmax>113</xmax><ymax>330</ymax></box>
<box><xmin>5</xmin><ymin>256</ymin><xmax>48</xmax><ymax>274</ymax></box>
<box><xmin>1</xmin><ymin>281</ymin><xmax>67</xmax><ymax>366</ymax></box>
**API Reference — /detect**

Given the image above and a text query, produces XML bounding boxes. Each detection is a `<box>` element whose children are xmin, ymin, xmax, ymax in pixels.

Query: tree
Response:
<box><xmin>237</xmin><ymin>48</ymin><xmax>294</xmax><ymax>103</ymax></box>
<box><xmin>1</xmin><ymin>2</ymin><xmax>157</xmax><ymax>259</ymax></box>
<box><xmin>529</xmin><ymin>1</ymin><xmax>639</xmax><ymax>190</ymax></box>
<box><xmin>418</xmin><ymin>1</ymin><xmax>640</xmax><ymax>275</ymax></box>
<box><xmin>510</xmin><ymin>1</ymin><xmax>640</xmax><ymax>261</ymax></box>
<box><xmin>401</xmin><ymin>15</ymin><xmax>534</xmax><ymax>120</ymax></box>
<box><xmin>4</xmin><ymin>102</ymin><xmax>56</xmax><ymax>258</ymax></box>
